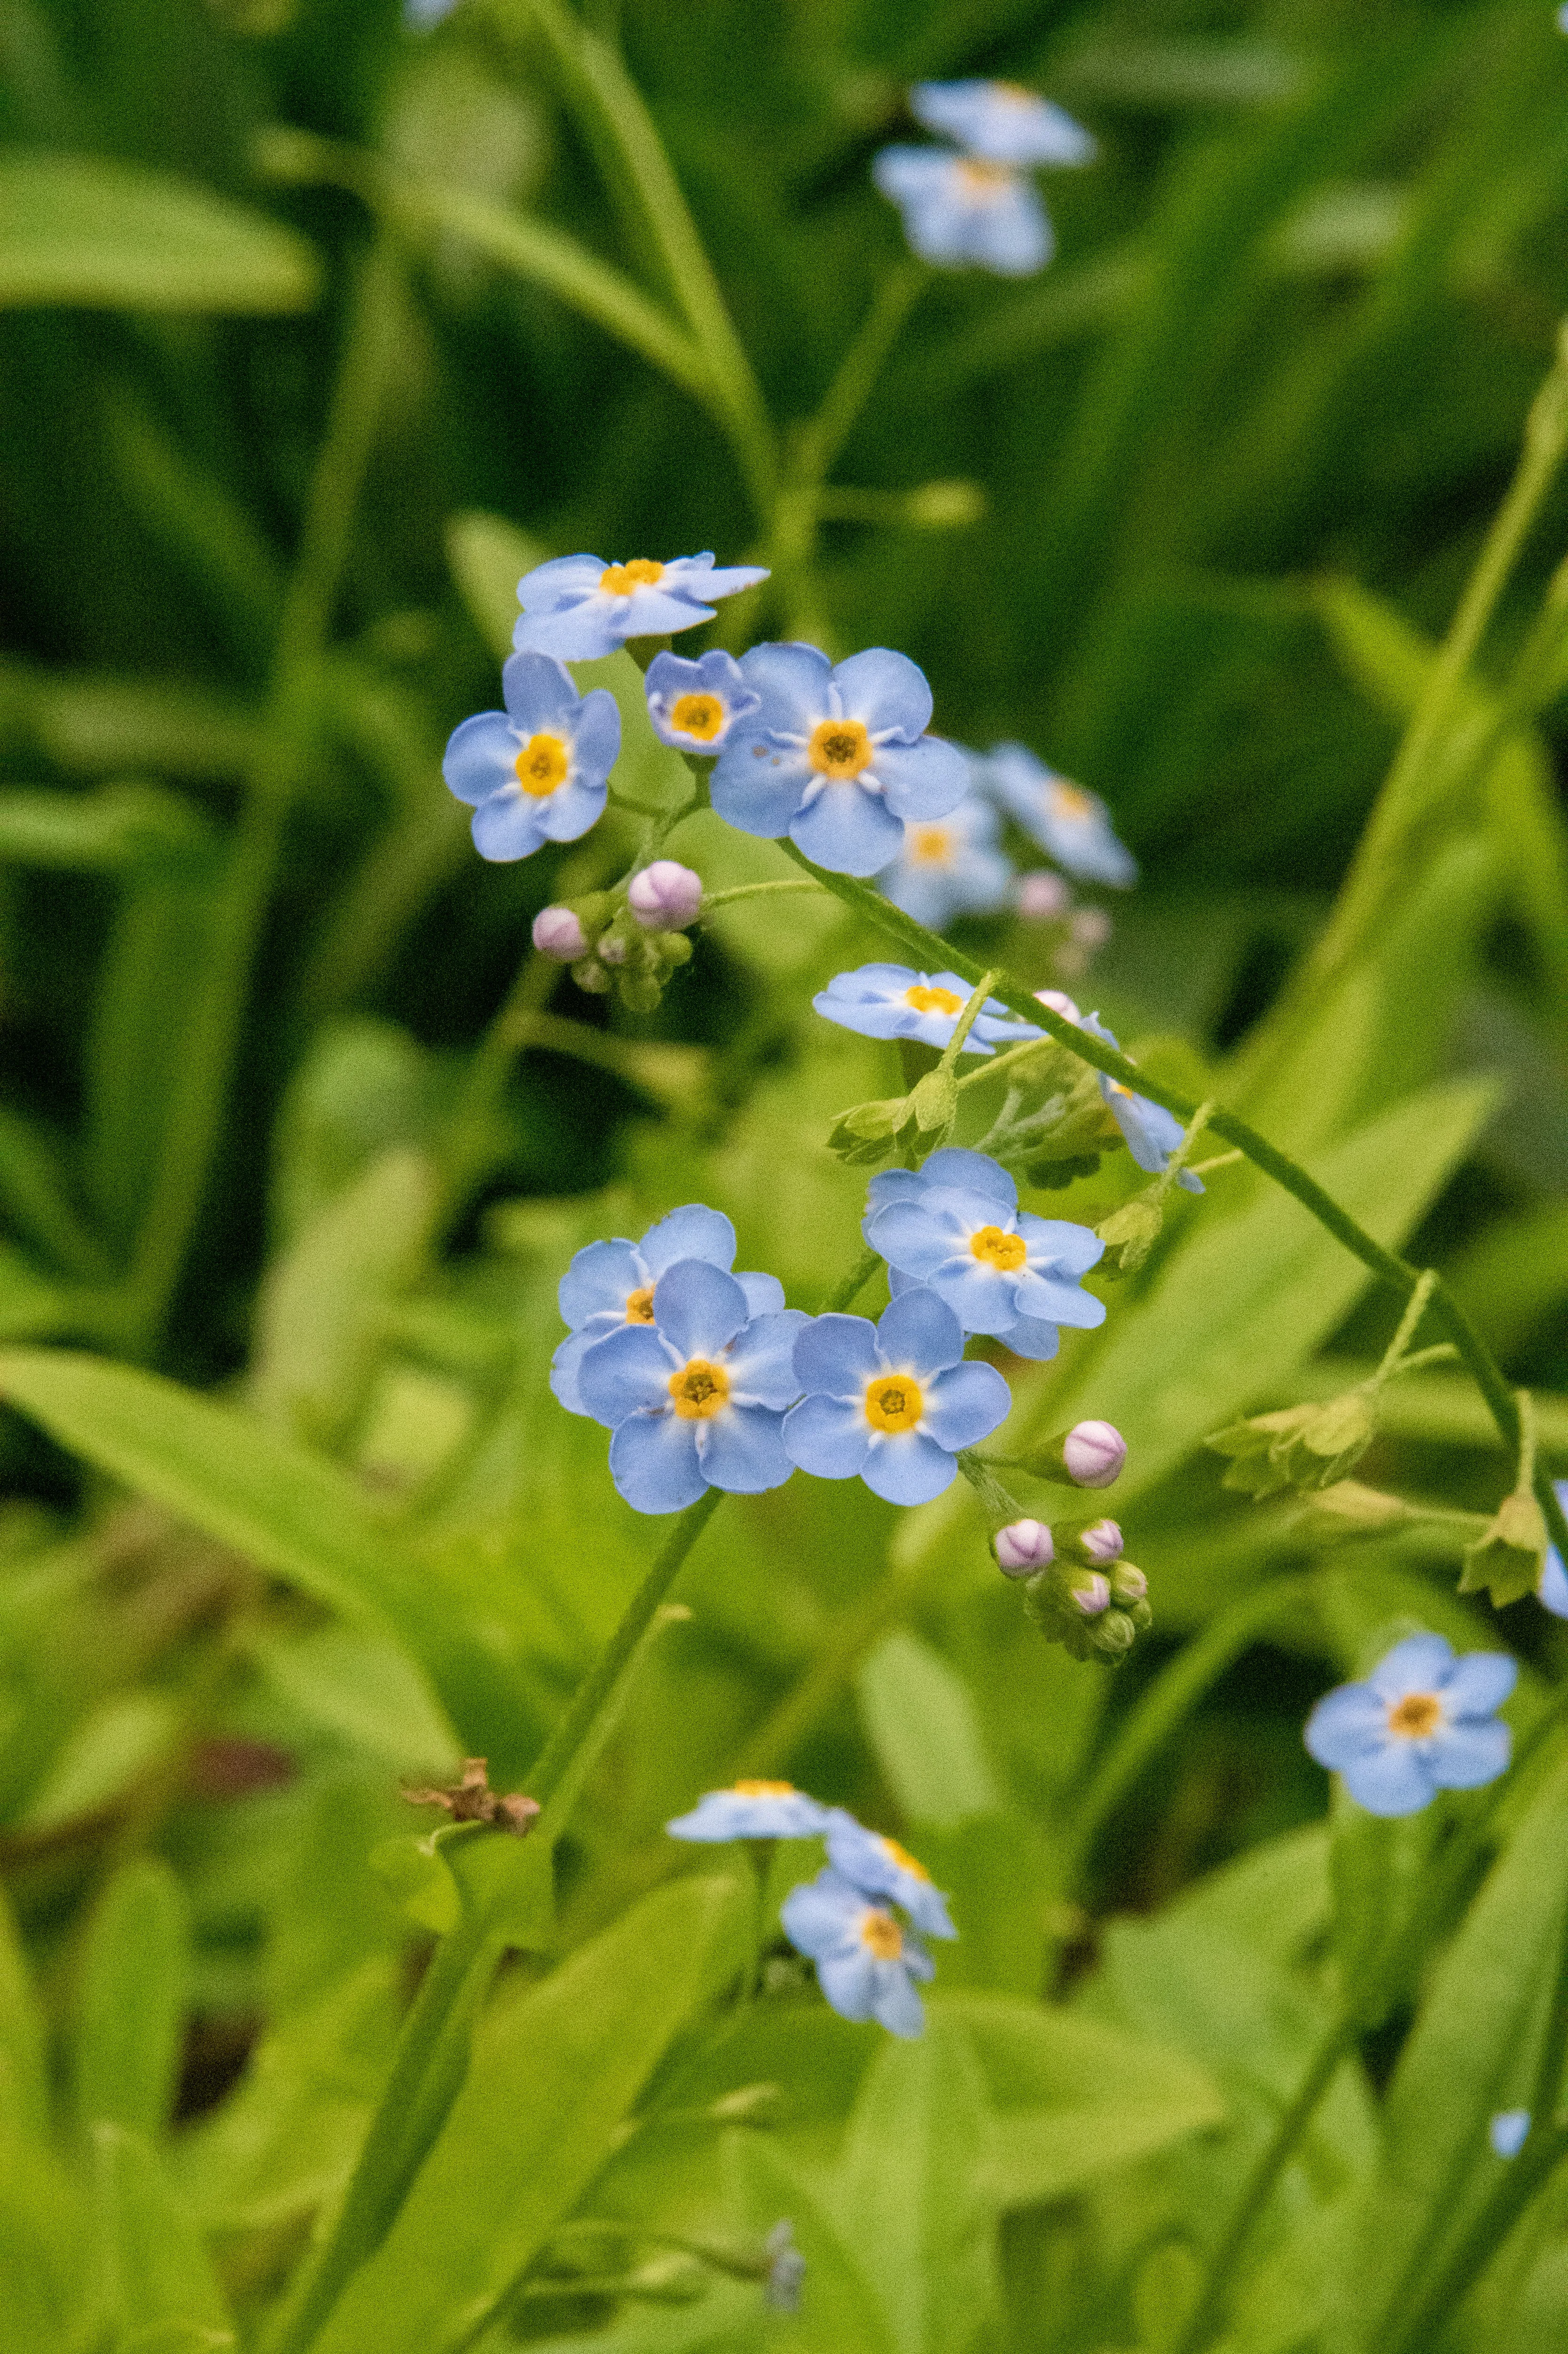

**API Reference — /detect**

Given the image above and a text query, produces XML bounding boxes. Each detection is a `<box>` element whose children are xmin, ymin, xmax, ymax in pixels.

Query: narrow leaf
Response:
<box><xmin>75</xmin><ymin>1859</ymin><xmax>189</xmax><ymax>2141</ymax></box>
<box><xmin>0</xmin><ymin>153</ymin><xmax>319</xmax><ymax>313</ymax></box>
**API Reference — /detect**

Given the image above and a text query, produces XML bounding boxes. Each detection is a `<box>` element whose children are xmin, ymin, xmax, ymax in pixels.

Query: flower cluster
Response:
<box><xmin>874</xmin><ymin>81</ymin><xmax>1096</xmax><ymax>277</ymax></box>
<box><xmin>667</xmin><ymin>1781</ymin><xmax>955</xmax><ymax>2037</ymax></box>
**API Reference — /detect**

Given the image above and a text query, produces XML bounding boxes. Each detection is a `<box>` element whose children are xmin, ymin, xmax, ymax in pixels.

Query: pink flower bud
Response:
<box><xmin>628</xmin><ymin>860</ymin><xmax>703</xmax><ymax>930</ymax></box>
<box><xmin>1072</xmin><ymin>907</ymin><xmax>1112</xmax><ymax>950</ymax></box>
<box><xmin>1079</xmin><ymin>1518</ymin><xmax>1123</xmax><ymax>1563</ymax></box>
<box><xmin>1071</xmin><ymin>1572</ymin><xmax>1113</xmax><ymax>1615</ymax></box>
<box><xmin>1063</xmin><ymin>1420</ymin><xmax>1126</xmax><ymax>1488</ymax></box>
<box><xmin>995</xmin><ymin>1519</ymin><xmax>1053</xmax><ymax>1577</ymax></box>
<box><xmin>532</xmin><ymin>905</ymin><xmax>588</xmax><ymax>961</ymax></box>
<box><xmin>1034</xmin><ymin>988</ymin><xmax>1082</xmax><ymax>1022</ymax></box>
<box><xmin>1018</xmin><ymin>871</ymin><xmax>1069</xmax><ymax>921</ymax></box>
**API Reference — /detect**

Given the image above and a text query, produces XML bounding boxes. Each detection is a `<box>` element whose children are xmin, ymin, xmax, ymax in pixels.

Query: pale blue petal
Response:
<box><xmin>921</xmin><ymin>1359</ymin><xmax>1011</xmax><ymax>1452</ymax></box>
<box><xmin>549</xmin><ymin>1325</ymin><xmax>608</xmax><ymax>1416</ymax></box>
<box><xmin>570</xmin><ymin>687</ymin><xmax>621</xmax><ymax>782</ymax></box>
<box><xmin>708</xmin><ymin>737</ymin><xmax>813</xmax><ymax>837</ymax></box>
<box><xmin>668</xmin><ymin>1787</ymin><xmax>830</xmax><ymax>1841</ymax></box>
<box><xmin>866</xmin><ymin>1200</ymin><xmax>973</xmax><ymax>1282</ymax></box>
<box><xmin>737</xmin><ymin>640</ymin><xmax>834</xmax><ymax>734</ymax></box>
<box><xmin>869</xmin><ymin>1959</ymin><xmax>926</xmax><ymax>2038</ymax></box>
<box><xmin>500</xmin><ymin>650</ymin><xmax>580</xmax><ymax>731</ymax></box>
<box><xmin>698</xmin><ymin>1404</ymin><xmax>795</xmax><ymax>1494</ymax></box>
<box><xmin>780</xmin><ymin>1868</ymin><xmax>863</xmax><ymax>1958</ymax></box>
<box><xmin>514</xmin><ymin>604</ymin><xmax>622</xmax><ymax>659</ymax></box>
<box><xmin>1541</xmin><ymin>1547</ymin><xmax>1568</xmax><ymax>1619</ymax></box>
<box><xmin>877</xmin><ymin>1284</ymin><xmax>964</xmax><ymax>1374</ymax></box>
<box><xmin>1303</xmin><ymin>1681</ymin><xmax>1387</xmax><ymax>1769</ymax></box>
<box><xmin>725</xmin><ymin>1308</ymin><xmax>811</xmax><ymax>1408</ymax></box>
<box><xmin>831</xmin><ymin>647</ymin><xmax>933</xmax><ymax>740</ymax></box>
<box><xmin>1441</xmin><ymin>1652</ymin><xmax>1517</xmax><ymax>1718</ymax></box>
<box><xmin>1010</xmin><ymin>1269</ymin><xmax>1107</xmax><ymax>1330</ymax></box>
<box><xmin>863</xmin><ymin>1431</ymin><xmax>956</xmax><ymax>1505</ymax></box>
<box><xmin>531</xmin><ymin>776</ymin><xmax>607</xmax><ymax>843</ymax></box>
<box><xmin>1341</xmin><ymin>1743</ymin><xmax>1436</xmax><ymax>1818</ymax></box>
<box><xmin>998</xmin><ymin>1313</ymin><xmax>1060</xmax><ymax>1361</ymax></box>
<box><xmin>874</xmin><ymin>735</ymin><xmax>972</xmax><ymax>821</ymax></box>
<box><xmin>608</xmin><ymin>1409</ymin><xmax>706</xmax><ymax>1514</ymax></box>
<box><xmin>470</xmin><ymin>791</ymin><xmax>548</xmax><ymax>861</ymax></box>
<box><xmin>1368</xmin><ymin>1633</ymin><xmax>1456</xmax><ymax>1704</ymax></box>
<box><xmin>576</xmin><ymin>1325</ymin><xmax>676</xmax><ymax>1428</ymax></box>
<box><xmin>794</xmin><ymin>1312</ymin><xmax>881</xmax><ymax>1394</ymax></box>
<box><xmin>918</xmin><ymin>1255</ymin><xmax>1026</xmax><ymax>1337</ymax></box>
<box><xmin>973</xmin><ymin>187</ymin><xmax>1053</xmax><ymax>275</ymax></box>
<box><xmin>815</xmin><ymin>1945</ymin><xmax>881</xmax><ymax>2025</ymax></box>
<box><xmin>1015</xmin><ymin>1213</ymin><xmax>1105</xmax><ymax>1274</ymax></box>
<box><xmin>790</xmin><ymin>783</ymin><xmax>906</xmax><ymax>876</ymax></box>
<box><xmin>1490</xmin><ymin>2110</ymin><xmax>1531</xmax><ymax>2159</ymax></box>
<box><xmin>737</xmin><ymin>1271</ymin><xmax>786</xmax><ymax>1315</ymax></box>
<box><xmin>559</xmin><ymin>1238</ymin><xmax>645</xmax><ymax>1327</ymax></box>
<box><xmin>1428</xmin><ymin>1719</ymin><xmax>1511</xmax><ymax>1790</ymax></box>
<box><xmin>517</xmin><ymin>553</ymin><xmax>605</xmax><ymax>610</ymax></box>
<box><xmin>653</xmin><ymin>1259</ymin><xmax>750</xmax><ymax>1359</ymax></box>
<box><xmin>783</xmin><ymin>1393</ymin><xmax>871</xmax><ymax>1480</ymax></box>
<box><xmin>639</xmin><ymin>1205</ymin><xmax>736</xmax><ymax>1279</ymax></box>
<box><xmin>443</xmin><ymin>711</ymin><xmax>517</xmax><ymax>808</ymax></box>
<box><xmin>922</xmin><ymin>1148</ymin><xmax>1017</xmax><ymax>1207</ymax></box>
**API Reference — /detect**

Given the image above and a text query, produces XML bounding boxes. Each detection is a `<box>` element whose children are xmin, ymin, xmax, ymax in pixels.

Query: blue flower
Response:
<box><xmin>872</xmin><ymin>147</ymin><xmax>1052</xmax><ymax>276</ymax></box>
<box><xmin>711</xmin><ymin>643</ymin><xmax>969</xmax><ymax>875</ymax></box>
<box><xmin>1304</xmin><ymin>1633</ymin><xmax>1517</xmax><ymax>1817</ymax></box>
<box><xmin>780</xmin><ymin>1866</ymin><xmax>934</xmax><ymax>2037</ymax></box>
<box><xmin>823</xmin><ymin>1815</ymin><xmax>956</xmax><ymax>1940</ymax></box>
<box><xmin>876</xmin><ymin>793</ymin><xmax>1013</xmax><ymax>930</ymax></box>
<box><xmin>909</xmin><ymin>80</ymin><xmax>1097</xmax><ymax>168</ymax></box>
<box><xmin>1537</xmin><ymin>1479</ymin><xmax>1568</xmax><ymax>1616</ymax></box>
<box><xmin>512</xmin><ymin>552</ymin><xmax>769</xmax><ymax>662</ymax></box>
<box><xmin>864</xmin><ymin>1146</ymin><xmax>1105</xmax><ymax>1363</ymax></box>
<box><xmin>813</xmin><ymin>964</ymin><xmax>1041</xmax><ymax>1055</ymax></box>
<box><xmin>577</xmin><ymin>1259</ymin><xmax>808</xmax><ymax>1514</ymax></box>
<box><xmin>644</xmin><ymin>648</ymin><xmax>760</xmax><ymax>754</ymax></box>
<box><xmin>783</xmin><ymin>1286</ymin><xmax>1010</xmax><ymax>1507</ymax></box>
<box><xmin>978</xmin><ymin>745</ymin><xmax>1137</xmax><ymax>886</ymax></box>
<box><xmin>442</xmin><ymin>652</ymin><xmax>619</xmax><ymax>861</ymax></box>
<box><xmin>666</xmin><ymin>1781</ymin><xmax>834</xmax><ymax>1841</ymax></box>
<box><xmin>550</xmin><ymin>1205</ymin><xmax>783</xmax><ymax>1416</ymax></box>
<box><xmin>405</xmin><ymin>0</ymin><xmax>457</xmax><ymax>21</ymax></box>
<box><xmin>1073</xmin><ymin>1009</ymin><xmax>1203</xmax><ymax>1193</ymax></box>
<box><xmin>1490</xmin><ymin>2108</ymin><xmax>1531</xmax><ymax>2158</ymax></box>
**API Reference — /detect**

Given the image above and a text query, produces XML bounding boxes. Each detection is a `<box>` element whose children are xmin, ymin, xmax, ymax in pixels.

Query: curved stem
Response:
<box><xmin>700</xmin><ymin>879</ymin><xmax>829</xmax><ymax>912</ymax></box>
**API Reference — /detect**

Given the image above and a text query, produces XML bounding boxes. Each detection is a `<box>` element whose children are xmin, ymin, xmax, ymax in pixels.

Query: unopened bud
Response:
<box><xmin>995</xmin><ymin>1519</ymin><xmax>1053</xmax><ymax>1576</ymax></box>
<box><xmin>572</xmin><ymin>957</ymin><xmax>612</xmax><ymax>994</ymax></box>
<box><xmin>1078</xmin><ymin>1518</ymin><xmax>1123</xmax><ymax>1563</ymax></box>
<box><xmin>1035</xmin><ymin>988</ymin><xmax>1082</xmax><ymax>1022</ymax></box>
<box><xmin>1109</xmin><ymin>1560</ymin><xmax>1146</xmax><ymax>1605</ymax></box>
<box><xmin>1071</xmin><ymin>1571</ymin><xmax>1112</xmax><ymax>1615</ymax></box>
<box><xmin>1072</xmin><ymin>907</ymin><xmax>1112</xmax><ymax>950</ymax></box>
<box><xmin>532</xmin><ymin>905</ymin><xmax>588</xmax><ymax>961</ymax></box>
<box><xmin>599</xmin><ymin>931</ymin><xmax>628</xmax><ymax>965</ymax></box>
<box><xmin>1460</xmin><ymin>1489</ymin><xmax>1550</xmax><ymax>1609</ymax></box>
<box><xmin>628</xmin><ymin>859</ymin><xmax>703</xmax><ymax>930</ymax></box>
<box><xmin>1019</xmin><ymin>872</ymin><xmax>1070</xmax><ymax>921</ymax></box>
<box><xmin>1064</xmin><ymin>1420</ymin><xmax>1126</xmax><ymax>1488</ymax></box>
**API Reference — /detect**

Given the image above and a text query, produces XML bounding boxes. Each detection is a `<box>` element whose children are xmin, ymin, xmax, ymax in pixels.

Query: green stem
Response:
<box><xmin>777</xmin><ymin>844</ymin><xmax>1568</xmax><ymax>1569</ymax></box>
<box><xmin>699</xmin><ymin>879</ymin><xmax>828</xmax><ymax>912</ymax></box>
<box><xmin>820</xmin><ymin>1243</ymin><xmax>882</xmax><ymax>1315</ymax></box>
<box><xmin>1373</xmin><ymin>1267</ymin><xmax>1437</xmax><ymax>1383</ymax></box>
<box><xmin>795</xmin><ymin>259</ymin><xmax>926</xmax><ymax>486</ymax></box>
<box><xmin>125</xmin><ymin>238</ymin><xmax>402</xmax><ymax>1349</ymax></box>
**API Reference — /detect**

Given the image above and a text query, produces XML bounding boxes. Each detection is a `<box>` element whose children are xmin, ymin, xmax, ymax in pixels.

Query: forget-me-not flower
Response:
<box><xmin>512</xmin><ymin>551</ymin><xmax>769</xmax><ymax>662</ymax></box>
<box><xmin>666</xmin><ymin>1781</ymin><xmax>833</xmax><ymax>1841</ymax></box>
<box><xmin>813</xmin><ymin>963</ymin><xmax>1041</xmax><ymax>1055</ymax></box>
<box><xmin>577</xmin><ymin>1260</ymin><xmax>807</xmax><ymax>1514</ymax></box>
<box><xmin>1073</xmin><ymin>1008</ymin><xmax>1204</xmax><ymax>1192</ymax></box>
<box><xmin>1537</xmin><ymin>1479</ymin><xmax>1568</xmax><ymax>1616</ymax></box>
<box><xmin>876</xmin><ymin>793</ymin><xmax>1013</xmax><ymax>930</ymax></box>
<box><xmin>783</xmin><ymin>1285</ymin><xmax>1010</xmax><ymax>1506</ymax></box>
<box><xmin>872</xmin><ymin>147</ymin><xmax>1052</xmax><ymax>276</ymax></box>
<box><xmin>711</xmin><ymin>643</ymin><xmax>968</xmax><ymax>875</ymax></box>
<box><xmin>780</xmin><ymin>1866</ymin><xmax>934</xmax><ymax>2038</ymax></box>
<box><xmin>644</xmin><ymin>648</ymin><xmax>760</xmax><ymax>755</ymax></box>
<box><xmin>910</xmin><ymin>80</ymin><xmax>1097</xmax><ymax>168</ymax></box>
<box><xmin>824</xmin><ymin>1815</ymin><xmax>956</xmax><ymax>1939</ymax></box>
<box><xmin>442</xmin><ymin>653</ymin><xmax>619</xmax><ymax>861</ymax></box>
<box><xmin>1304</xmin><ymin>1632</ymin><xmax>1516</xmax><ymax>1817</ymax></box>
<box><xmin>865</xmin><ymin>1146</ymin><xmax>1105</xmax><ymax>1362</ymax></box>
<box><xmin>551</xmin><ymin>1205</ymin><xmax>782</xmax><ymax>1415</ymax></box>
<box><xmin>979</xmin><ymin>745</ymin><xmax>1137</xmax><ymax>885</ymax></box>
<box><xmin>1490</xmin><ymin>2109</ymin><xmax>1531</xmax><ymax>2158</ymax></box>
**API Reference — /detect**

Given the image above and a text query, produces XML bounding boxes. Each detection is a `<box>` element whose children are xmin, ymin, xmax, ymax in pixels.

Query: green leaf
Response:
<box><xmin>0</xmin><ymin>153</ymin><xmax>320</xmax><ymax>313</ymax></box>
<box><xmin>91</xmin><ymin>2123</ymin><xmax>234</xmax><ymax>2348</ymax></box>
<box><xmin>249</xmin><ymin>1625</ymin><xmax>461</xmax><ymax>1777</ymax></box>
<box><xmin>1327</xmin><ymin>1790</ymin><xmax>1435</xmax><ymax>2032</ymax></box>
<box><xmin>0</xmin><ymin>1881</ymin><xmax>49</xmax><ymax>2149</ymax></box>
<box><xmin>75</xmin><ymin>1859</ymin><xmax>189</xmax><ymax>2141</ymax></box>
<box><xmin>307</xmin><ymin>1874</ymin><xmax>750</xmax><ymax>2354</ymax></box>
<box><xmin>855</xmin><ymin>1633</ymin><xmax>1001</xmax><ymax>1828</ymax></box>
<box><xmin>0</xmin><ymin>781</ymin><xmax>208</xmax><ymax>872</ymax></box>
<box><xmin>739</xmin><ymin>2132</ymin><xmax>893</xmax><ymax>2353</ymax></box>
<box><xmin>20</xmin><ymin>1691</ymin><xmax>181</xmax><ymax>1830</ymax></box>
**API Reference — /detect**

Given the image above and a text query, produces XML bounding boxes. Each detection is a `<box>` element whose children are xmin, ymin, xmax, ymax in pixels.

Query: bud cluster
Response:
<box><xmin>985</xmin><ymin>1424</ymin><xmax>1147</xmax><ymax>1661</ymax></box>
<box><xmin>1022</xmin><ymin>1551</ymin><xmax>1151</xmax><ymax>1662</ymax></box>
<box><xmin>533</xmin><ymin>860</ymin><xmax>705</xmax><ymax>1012</ymax></box>
<box><xmin>1207</xmin><ymin>1391</ymin><xmax>1375</xmax><ymax>1499</ymax></box>
<box><xmin>828</xmin><ymin>1066</ymin><xmax>958</xmax><ymax>1167</ymax></box>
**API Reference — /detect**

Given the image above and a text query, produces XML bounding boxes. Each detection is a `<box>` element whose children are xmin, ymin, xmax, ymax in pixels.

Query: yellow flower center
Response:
<box><xmin>909</xmin><ymin>825</ymin><xmax>952</xmax><ymax>865</ymax></box>
<box><xmin>904</xmin><ymin>983</ymin><xmax>964</xmax><ymax>1016</ymax></box>
<box><xmin>624</xmin><ymin>1285</ymin><xmax>656</xmax><ymax>1323</ymax></box>
<box><xmin>669</xmin><ymin>691</ymin><xmax>725</xmax><ymax>741</ymax></box>
<box><xmin>515</xmin><ymin>733</ymin><xmax>569</xmax><ymax>796</ymax></box>
<box><xmin>808</xmin><ymin>718</ymin><xmax>873</xmax><ymax>779</ymax></box>
<box><xmin>865</xmin><ymin>1374</ymin><xmax>923</xmax><ymax>1434</ymax></box>
<box><xmin>732</xmin><ymin>1779</ymin><xmax>796</xmax><ymax>1797</ymax></box>
<box><xmin>1388</xmin><ymin>1692</ymin><xmax>1443</xmax><ymax>1740</ymax></box>
<box><xmin>880</xmin><ymin>1836</ymin><xmax>930</xmax><ymax>1881</ymax></box>
<box><xmin>971</xmin><ymin>1224</ymin><xmax>1027</xmax><ymax>1272</ymax></box>
<box><xmin>860</xmin><ymin>1909</ymin><xmax>903</xmax><ymax>1960</ymax></box>
<box><xmin>992</xmin><ymin>80</ymin><xmax>1035</xmax><ymax>104</ymax></box>
<box><xmin>599</xmin><ymin>558</ymin><xmax>665</xmax><ymax>595</ymax></box>
<box><xmin>669</xmin><ymin>1357</ymin><xmax>730</xmax><ymax>1419</ymax></box>
<box><xmin>1108</xmin><ymin>1082</ymin><xmax>1134</xmax><ymax>1100</ymax></box>
<box><xmin>1051</xmin><ymin>781</ymin><xmax>1094</xmax><ymax>819</ymax></box>
<box><xmin>955</xmin><ymin>159</ymin><xmax>1016</xmax><ymax>196</ymax></box>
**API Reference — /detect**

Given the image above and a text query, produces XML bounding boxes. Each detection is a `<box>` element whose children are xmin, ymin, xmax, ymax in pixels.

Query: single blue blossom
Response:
<box><xmin>780</xmin><ymin>1866</ymin><xmax>934</xmax><ymax>2038</ymax></box>
<box><xmin>1490</xmin><ymin>2108</ymin><xmax>1531</xmax><ymax>2158</ymax></box>
<box><xmin>1304</xmin><ymin>1632</ymin><xmax>1516</xmax><ymax>1818</ymax></box>
<box><xmin>1071</xmin><ymin>1007</ymin><xmax>1204</xmax><ymax>1193</ymax></box>
<box><xmin>872</xmin><ymin>146</ymin><xmax>1052</xmax><ymax>275</ymax></box>
<box><xmin>909</xmin><ymin>80</ymin><xmax>1097</xmax><ymax>167</ymax></box>
<box><xmin>978</xmin><ymin>745</ymin><xmax>1137</xmax><ymax>885</ymax></box>
<box><xmin>783</xmin><ymin>1286</ymin><xmax>1010</xmax><ymax>1507</ymax></box>
<box><xmin>577</xmin><ymin>1260</ymin><xmax>807</xmax><ymax>1515</ymax></box>
<box><xmin>865</xmin><ymin>1146</ymin><xmax>1105</xmax><ymax>1362</ymax></box>
<box><xmin>824</xmin><ymin>1814</ymin><xmax>956</xmax><ymax>1939</ymax></box>
<box><xmin>512</xmin><ymin>551</ymin><xmax>769</xmax><ymax>662</ymax></box>
<box><xmin>644</xmin><ymin>648</ymin><xmax>760</xmax><ymax>754</ymax></box>
<box><xmin>443</xmin><ymin>652</ymin><xmax>619</xmax><ymax>861</ymax></box>
<box><xmin>666</xmin><ymin>1781</ymin><xmax>833</xmax><ymax>1841</ymax></box>
<box><xmin>876</xmin><ymin>793</ymin><xmax>1013</xmax><ymax>929</ymax></box>
<box><xmin>712</xmin><ymin>643</ymin><xmax>968</xmax><ymax>875</ymax></box>
<box><xmin>1537</xmin><ymin>1479</ymin><xmax>1568</xmax><ymax>1616</ymax></box>
<box><xmin>813</xmin><ymin>963</ymin><xmax>1041</xmax><ymax>1055</ymax></box>
<box><xmin>551</xmin><ymin>1205</ymin><xmax>782</xmax><ymax>1416</ymax></box>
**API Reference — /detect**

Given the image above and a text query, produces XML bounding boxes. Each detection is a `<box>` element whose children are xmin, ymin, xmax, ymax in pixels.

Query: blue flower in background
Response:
<box><xmin>781</xmin><ymin>1867</ymin><xmax>935</xmax><ymax>2037</ymax></box>
<box><xmin>872</xmin><ymin>147</ymin><xmax>1052</xmax><ymax>275</ymax></box>
<box><xmin>512</xmin><ymin>551</ymin><xmax>769</xmax><ymax>661</ymax></box>
<box><xmin>814</xmin><ymin>964</ymin><xmax>1041</xmax><ymax>1055</ymax></box>
<box><xmin>1490</xmin><ymin>2109</ymin><xmax>1531</xmax><ymax>2158</ymax></box>
<box><xmin>577</xmin><ymin>1260</ymin><xmax>807</xmax><ymax>1514</ymax></box>
<box><xmin>978</xmin><ymin>745</ymin><xmax>1137</xmax><ymax>885</ymax></box>
<box><xmin>1304</xmin><ymin>1632</ymin><xmax>1516</xmax><ymax>1817</ymax></box>
<box><xmin>712</xmin><ymin>643</ymin><xmax>968</xmax><ymax>874</ymax></box>
<box><xmin>876</xmin><ymin>793</ymin><xmax>1013</xmax><ymax>929</ymax></box>
<box><xmin>666</xmin><ymin>1782</ymin><xmax>833</xmax><ymax>1841</ymax></box>
<box><xmin>405</xmin><ymin>0</ymin><xmax>457</xmax><ymax>21</ymax></box>
<box><xmin>1537</xmin><ymin>1479</ymin><xmax>1568</xmax><ymax>1616</ymax></box>
<box><xmin>783</xmin><ymin>1286</ymin><xmax>1010</xmax><ymax>1506</ymax></box>
<box><xmin>865</xmin><ymin>1146</ymin><xmax>1105</xmax><ymax>1362</ymax></box>
<box><xmin>1074</xmin><ymin>1009</ymin><xmax>1204</xmax><ymax>1193</ymax></box>
<box><xmin>443</xmin><ymin>652</ymin><xmax>619</xmax><ymax>861</ymax></box>
<box><xmin>550</xmin><ymin>1205</ymin><xmax>782</xmax><ymax>1416</ymax></box>
<box><xmin>824</xmin><ymin>1815</ymin><xmax>956</xmax><ymax>1939</ymax></box>
<box><xmin>644</xmin><ymin>648</ymin><xmax>760</xmax><ymax>754</ymax></box>
<box><xmin>910</xmin><ymin>80</ymin><xmax>1097</xmax><ymax>168</ymax></box>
